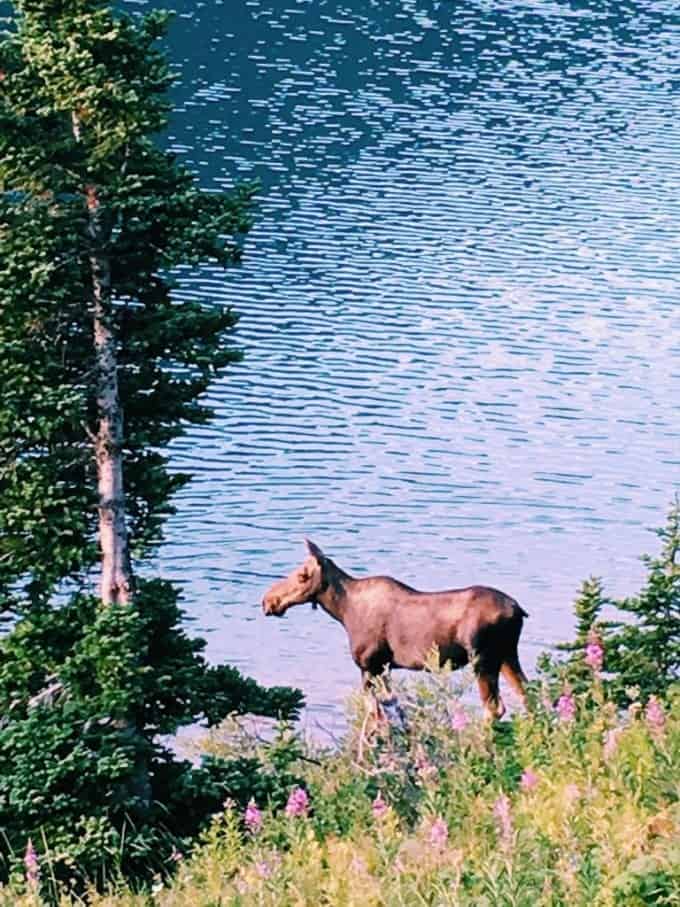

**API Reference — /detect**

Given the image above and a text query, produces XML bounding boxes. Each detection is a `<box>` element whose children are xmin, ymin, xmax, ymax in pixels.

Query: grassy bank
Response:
<box><xmin>5</xmin><ymin>669</ymin><xmax>678</xmax><ymax>907</ymax></box>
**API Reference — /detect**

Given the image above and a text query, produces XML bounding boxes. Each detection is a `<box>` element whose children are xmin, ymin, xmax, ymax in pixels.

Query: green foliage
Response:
<box><xmin>1</xmin><ymin>671</ymin><xmax>675</xmax><ymax>905</ymax></box>
<box><xmin>605</xmin><ymin>501</ymin><xmax>680</xmax><ymax>704</ymax></box>
<box><xmin>537</xmin><ymin>576</ymin><xmax>607</xmax><ymax>695</ymax></box>
<box><xmin>0</xmin><ymin>580</ymin><xmax>303</xmax><ymax>888</ymax></box>
<box><xmin>570</xmin><ymin>575</ymin><xmax>606</xmax><ymax>645</ymax></box>
<box><xmin>0</xmin><ymin>0</ymin><xmax>254</xmax><ymax>608</ymax></box>
<box><xmin>611</xmin><ymin>856</ymin><xmax>680</xmax><ymax>907</ymax></box>
<box><xmin>0</xmin><ymin>0</ymin><xmax>301</xmax><ymax>890</ymax></box>
<box><xmin>540</xmin><ymin>502</ymin><xmax>680</xmax><ymax>705</ymax></box>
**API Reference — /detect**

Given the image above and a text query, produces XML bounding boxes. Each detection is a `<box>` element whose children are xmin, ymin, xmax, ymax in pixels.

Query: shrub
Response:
<box><xmin>539</xmin><ymin>501</ymin><xmax>680</xmax><ymax>706</ymax></box>
<box><xmin>0</xmin><ymin>581</ymin><xmax>303</xmax><ymax>890</ymax></box>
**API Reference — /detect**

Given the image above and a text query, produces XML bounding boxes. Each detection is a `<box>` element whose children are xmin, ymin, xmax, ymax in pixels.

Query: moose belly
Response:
<box><xmin>391</xmin><ymin>641</ymin><xmax>469</xmax><ymax>671</ymax></box>
<box><xmin>389</xmin><ymin>615</ymin><xmax>469</xmax><ymax>669</ymax></box>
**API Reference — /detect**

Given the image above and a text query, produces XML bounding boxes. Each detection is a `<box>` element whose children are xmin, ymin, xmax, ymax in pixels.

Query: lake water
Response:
<box><xmin>131</xmin><ymin>0</ymin><xmax>680</xmax><ymax>731</ymax></box>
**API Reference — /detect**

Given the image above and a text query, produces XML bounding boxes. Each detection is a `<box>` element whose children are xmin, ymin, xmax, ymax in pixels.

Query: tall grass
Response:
<box><xmin>5</xmin><ymin>666</ymin><xmax>678</xmax><ymax>906</ymax></box>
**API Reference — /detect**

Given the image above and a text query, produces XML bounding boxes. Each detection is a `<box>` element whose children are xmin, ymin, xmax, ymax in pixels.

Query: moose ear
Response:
<box><xmin>304</xmin><ymin>538</ymin><xmax>326</xmax><ymax>562</ymax></box>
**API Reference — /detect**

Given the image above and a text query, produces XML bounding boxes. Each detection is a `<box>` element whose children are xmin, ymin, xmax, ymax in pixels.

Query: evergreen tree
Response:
<box><xmin>540</xmin><ymin>503</ymin><xmax>680</xmax><ymax>706</ymax></box>
<box><xmin>606</xmin><ymin>499</ymin><xmax>680</xmax><ymax>703</ymax></box>
<box><xmin>552</xmin><ymin>576</ymin><xmax>607</xmax><ymax>693</ymax></box>
<box><xmin>0</xmin><ymin>0</ymin><xmax>302</xmax><ymax>887</ymax></box>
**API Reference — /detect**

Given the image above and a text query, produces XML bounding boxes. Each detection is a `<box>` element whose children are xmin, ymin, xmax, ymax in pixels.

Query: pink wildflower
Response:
<box><xmin>556</xmin><ymin>691</ymin><xmax>576</xmax><ymax>723</ymax></box>
<box><xmin>371</xmin><ymin>790</ymin><xmax>389</xmax><ymax>820</ymax></box>
<box><xmin>563</xmin><ymin>783</ymin><xmax>581</xmax><ymax>807</ymax></box>
<box><xmin>85</xmin><ymin>184</ymin><xmax>99</xmax><ymax>210</ymax></box>
<box><xmin>645</xmin><ymin>697</ymin><xmax>666</xmax><ymax>735</ymax></box>
<box><xmin>377</xmin><ymin>751</ymin><xmax>399</xmax><ymax>772</ymax></box>
<box><xmin>24</xmin><ymin>839</ymin><xmax>39</xmax><ymax>890</ymax></box>
<box><xmin>584</xmin><ymin>639</ymin><xmax>604</xmax><ymax>672</ymax></box>
<box><xmin>429</xmin><ymin>816</ymin><xmax>449</xmax><ymax>849</ymax></box>
<box><xmin>603</xmin><ymin>727</ymin><xmax>623</xmax><ymax>761</ymax></box>
<box><xmin>541</xmin><ymin>689</ymin><xmax>554</xmax><ymax>713</ymax></box>
<box><xmin>350</xmin><ymin>855</ymin><xmax>368</xmax><ymax>874</ymax></box>
<box><xmin>284</xmin><ymin>786</ymin><xmax>309</xmax><ymax>818</ymax></box>
<box><xmin>493</xmin><ymin>793</ymin><xmax>513</xmax><ymax>844</ymax></box>
<box><xmin>414</xmin><ymin>745</ymin><xmax>437</xmax><ymax>780</ymax></box>
<box><xmin>520</xmin><ymin>768</ymin><xmax>538</xmax><ymax>791</ymax></box>
<box><xmin>255</xmin><ymin>861</ymin><xmax>272</xmax><ymax>879</ymax></box>
<box><xmin>450</xmin><ymin>702</ymin><xmax>469</xmax><ymax>732</ymax></box>
<box><xmin>244</xmin><ymin>798</ymin><xmax>263</xmax><ymax>833</ymax></box>
<box><xmin>169</xmin><ymin>847</ymin><xmax>183</xmax><ymax>863</ymax></box>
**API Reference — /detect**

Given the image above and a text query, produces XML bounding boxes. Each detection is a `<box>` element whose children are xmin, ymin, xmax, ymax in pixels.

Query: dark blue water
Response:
<box><xmin>130</xmin><ymin>0</ymin><xmax>680</xmax><ymax>729</ymax></box>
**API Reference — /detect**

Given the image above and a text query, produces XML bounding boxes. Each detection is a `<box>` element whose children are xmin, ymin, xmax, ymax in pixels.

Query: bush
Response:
<box><xmin>0</xmin><ymin>580</ymin><xmax>303</xmax><ymax>891</ymax></box>
<box><xmin>3</xmin><ymin>668</ymin><xmax>673</xmax><ymax>905</ymax></box>
<box><xmin>612</xmin><ymin>855</ymin><xmax>680</xmax><ymax>907</ymax></box>
<box><xmin>539</xmin><ymin>501</ymin><xmax>680</xmax><ymax>706</ymax></box>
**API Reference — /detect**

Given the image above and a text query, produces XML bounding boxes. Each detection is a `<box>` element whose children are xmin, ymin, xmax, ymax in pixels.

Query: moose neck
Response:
<box><xmin>315</xmin><ymin>559</ymin><xmax>353</xmax><ymax>625</ymax></box>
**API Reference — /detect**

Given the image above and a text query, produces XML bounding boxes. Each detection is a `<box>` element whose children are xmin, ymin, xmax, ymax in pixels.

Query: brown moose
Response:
<box><xmin>262</xmin><ymin>540</ymin><xmax>528</xmax><ymax>720</ymax></box>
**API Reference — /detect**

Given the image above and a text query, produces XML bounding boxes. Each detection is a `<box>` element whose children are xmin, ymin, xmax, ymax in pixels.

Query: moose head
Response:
<box><xmin>262</xmin><ymin>539</ymin><xmax>326</xmax><ymax>616</ymax></box>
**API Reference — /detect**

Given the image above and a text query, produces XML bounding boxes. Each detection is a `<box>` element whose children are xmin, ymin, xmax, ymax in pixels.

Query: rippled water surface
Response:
<box><xmin>132</xmin><ymin>0</ymin><xmax>680</xmax><ymax>728</ymax></box>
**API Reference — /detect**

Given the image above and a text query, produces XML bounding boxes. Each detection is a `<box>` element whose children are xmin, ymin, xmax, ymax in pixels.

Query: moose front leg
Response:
<box><xmin>355</xmin><ymin>670</ymin><xmax>379</xmax><ymax>763</ymax></box>
<box><xmin>361</xmin><ymin>669</ymin><xmax>388</xmax><ymax>723</ymax></box>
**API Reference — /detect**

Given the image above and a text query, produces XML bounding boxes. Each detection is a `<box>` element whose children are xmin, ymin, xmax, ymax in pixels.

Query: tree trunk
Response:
<box><xmin>73</xmin><ymin>105</ymin><xmax>150</xmax><ymax>806</ymax></box>
<box><xmin>88</xmin><ymin>198</ymin><xmax>133</xmax><ymax>606</ymax></box>
<box><xmin>87</xmin><ymin>196</ymin><xmax>151</xmax><ymax>809</ymax></box>
<box><xmin>72</xmin><ymin>108</ymin><xmax>132</xmax><ymax>607</ymax></box>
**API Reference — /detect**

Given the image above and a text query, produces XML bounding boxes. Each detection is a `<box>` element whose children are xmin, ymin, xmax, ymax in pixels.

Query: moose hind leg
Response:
<box><xmin>501</xmin><ymin>652</ymin><xmax>528</xmax><ymax>709</ymax></box>
<box><xmin>474</xmin><ymin>656</ymin><xmax>505</xmax><ymax>721</ymax></box>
